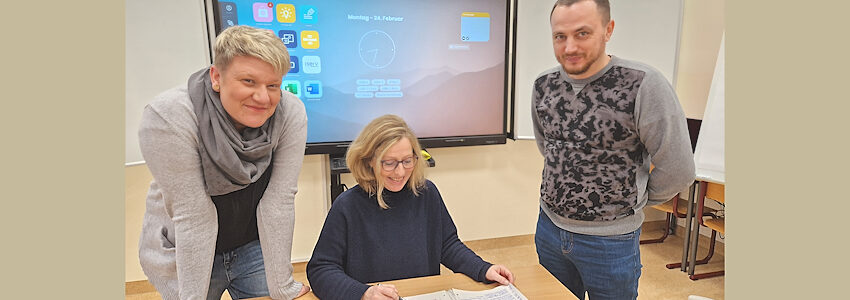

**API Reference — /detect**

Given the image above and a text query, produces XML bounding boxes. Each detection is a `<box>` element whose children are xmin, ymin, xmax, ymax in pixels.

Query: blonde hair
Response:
<box><xmin>346</xmin><ymin>115</ymin><xmax>427</xmax><ymax>209</ymax></box>
<box><xmin>213</xmin><ymin>25</ymin><xmax>290</xmax><ymax>75</ymax></box>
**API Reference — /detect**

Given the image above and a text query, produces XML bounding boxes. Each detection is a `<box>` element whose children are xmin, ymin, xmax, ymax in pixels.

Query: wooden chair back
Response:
<box><xmin>697</xmin><ymin>181</ymin><xmax>725</xmax><ymax>234</ymax></box>
<box><xmin>704</xmin><ymin>182</ymin><xmax>725</xmax><ymax>204</ymax></box>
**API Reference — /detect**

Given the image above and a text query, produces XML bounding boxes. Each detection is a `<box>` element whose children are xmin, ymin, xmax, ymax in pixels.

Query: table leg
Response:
<box><xmin>680</xmin><ymin>182</ymin><xmax>697</xmax><ymax>272</ymax></box>
<box><xmin>669</xmin><ymin>215</ymin><xmax>677</xmax><ymax>235</ymax></box>
<box><xmin>687</xmin><ymin>181</ymin><xmax>707</xmax><ymax>276</ymax></box>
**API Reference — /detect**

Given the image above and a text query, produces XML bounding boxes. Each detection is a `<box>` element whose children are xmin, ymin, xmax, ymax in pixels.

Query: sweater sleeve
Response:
<box><xmin>531</xmin><ymin>76</ymin><xmax>547</xmax><ymax>156</ymax></box>
<box><xmin>306</xmin><ymin>199</ymin><xmax>371</xmax><ymax>300</ymax></box>
<box><xmin>139</xmin><ymin>101</ymin><xmax>217</xmax><ymax>300</ymax></box>
<box><xmin>432</xmin><ymin>183</ymin><xmax>493</xmax><ymax>283</ymax></box>
<box><xmin>257</xmin><ymin>94</ymin><xmax>308</xmax><ymax>300</ymax></box>
<box><xmin>635</xmin><ymin>70</ymin><xmax>696</xmax><ymax>206</ymax></box>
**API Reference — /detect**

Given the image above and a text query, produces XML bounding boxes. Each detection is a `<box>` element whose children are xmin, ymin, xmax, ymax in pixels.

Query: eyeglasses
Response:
<box><xmin>380</xmin><ymin>156</ymin><xmax>418</xmax><ymax>171</ymax></box>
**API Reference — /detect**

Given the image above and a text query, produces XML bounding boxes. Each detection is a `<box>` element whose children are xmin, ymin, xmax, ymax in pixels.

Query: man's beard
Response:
<box><xmin>559</xmin><ymin>44</ymin><xmax>603</xmax><ymax>76</ymax></box>
<box><xmin>563</xmin><ymin>58</ymin><xmax>594</xmax><ymax>75</ymax></box>
<box><xmin>561</xmin><ymin>49</ymin><xmax>600</xmax><ymax>75</ymax></box>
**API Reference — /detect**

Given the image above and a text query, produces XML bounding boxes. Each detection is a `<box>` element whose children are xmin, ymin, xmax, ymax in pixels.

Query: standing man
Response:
<box><xmin>532</xmin><ymin>0</ymin><xmax>695</xmax><ymax>299</ymax></box>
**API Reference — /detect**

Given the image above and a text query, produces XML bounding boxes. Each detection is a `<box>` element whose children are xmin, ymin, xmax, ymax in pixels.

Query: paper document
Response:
<box><xmin>404</xmin><ymin>284</ymin><xmax>527</xmax><ymax>300</ymax></box>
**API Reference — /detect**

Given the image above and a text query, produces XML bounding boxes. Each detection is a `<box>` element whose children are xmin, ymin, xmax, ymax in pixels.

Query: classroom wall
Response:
<box><xmin>513</xmin><ymin>0</ymin><xmax>684</xmax><ymax>139</ymax></box>
<box><xmin>125</xmin><ymin>0</ymin><xmax>208</xmax><ymax>163</ymax></box>
<box><xmin>125</xmin><ymin>0</ymin><xmax>723</xmax><ymax>283</ymax></box>
<box><xmin>677</xmin><ymin>0</ymin><xmax>725</xmax><ymax>119</ymax></box>
<box><xmin>672</xmin><ymin>0</ymin><xmax>726</xmax><ymax>241</ymax></box>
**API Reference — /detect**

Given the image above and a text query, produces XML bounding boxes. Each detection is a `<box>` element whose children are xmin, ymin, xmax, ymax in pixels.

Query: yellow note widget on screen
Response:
<box><xmin>461</xmin><ymin>12</ymin><xmax>490</xmax><ymax>42</ymax></box>
<box><xmin>301</xmin><ymin>30</ymin><xmax>320</xmax><ymax>49</ymax></box>
<box><xmin>277</xmin><ymin>4</ymin><xmax>296</xmax><ymax>23</ymax></box>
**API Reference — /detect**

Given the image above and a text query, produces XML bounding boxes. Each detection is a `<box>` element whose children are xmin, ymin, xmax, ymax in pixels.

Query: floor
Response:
<box><xmin>126</xmin><ymin>222</ymin><xmax>724</xmax><ymax>299</ymax></box>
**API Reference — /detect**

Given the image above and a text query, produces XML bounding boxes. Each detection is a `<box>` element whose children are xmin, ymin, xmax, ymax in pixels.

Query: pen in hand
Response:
<box><xmin>375</xmin><ymin>283</ymin><xmax>404</xmax><ymax>300</ymax></box>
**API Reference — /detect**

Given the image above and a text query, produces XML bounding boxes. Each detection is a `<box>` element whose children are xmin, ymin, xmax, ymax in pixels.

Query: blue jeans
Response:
<box><xmin>535</xmin><ymin>209</ymin><xmax>642</xmax><ymax>300</ymax></box>
<box><xmin>208</xmin><ymin>239</ymin><xmax>270</xmax><ymax>300</ymax></box>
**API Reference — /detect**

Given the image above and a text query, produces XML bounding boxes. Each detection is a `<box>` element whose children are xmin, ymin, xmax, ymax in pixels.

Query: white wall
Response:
<box><xmin>672</xmin><ymin>0</ymin><xmax>725</xmax><ymax>240</ymax></box>
<box><xmin>125</xmin><ymin>0</ymin><xmax>209</xmax><ymax>164</ymax></box>
<box><xmin>676</xmin><ymin>0</ymin><xmax>725</xmax><ymax>119</ymax></box>
<box><xmin>513</xmin><ymin>0</ymin><xmax>684</xmax><ymax>138</ymax></box>
<box><xmin>512</xmin><ymin>0</ymin><xmax>559</xmax><ymax>139</ymax></box>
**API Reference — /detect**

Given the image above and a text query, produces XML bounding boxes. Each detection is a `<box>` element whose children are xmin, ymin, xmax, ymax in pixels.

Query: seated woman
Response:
<box><xmin>306</xmin><ymin>115</ymin><xmax>514</xmax><ymax>300</ymax></box>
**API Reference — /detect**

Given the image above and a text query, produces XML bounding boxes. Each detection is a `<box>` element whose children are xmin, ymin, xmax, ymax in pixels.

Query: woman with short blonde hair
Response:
<box><xmin>307</xmin><ymin>115</ymin><xmax>515</xmax><ymax>300</ymax></box>
<box><xmin>213</xmin><ymin>25</ymin><xmax>290</xmax><ymax>74</ymax></box>
<box><xmin>138</xmin><ymin>25</ymin><xmax>309</xmax><ymax>300</ymax></box>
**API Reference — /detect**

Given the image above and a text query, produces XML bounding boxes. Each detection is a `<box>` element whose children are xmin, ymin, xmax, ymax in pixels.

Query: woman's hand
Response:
<box><xmin>294</xmin><ymin>282</ymin><xmax>311</xmax><ymax>298</ymax></box>
<box><xmin>361</xmin><ymin>283</ymin><xmax>401</xmax><ymax>300</ymax></box>
<box><xmin>485</xmin><ymin>264</ymin><xmax>515</xmax><ymax>285</ymax></box>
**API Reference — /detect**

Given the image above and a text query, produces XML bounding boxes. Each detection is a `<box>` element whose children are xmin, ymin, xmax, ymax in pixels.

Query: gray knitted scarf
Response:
<box><xmin>187</xmin><ymin>67</ymin><xmax>280</xmax><ymax>196</ymax></box>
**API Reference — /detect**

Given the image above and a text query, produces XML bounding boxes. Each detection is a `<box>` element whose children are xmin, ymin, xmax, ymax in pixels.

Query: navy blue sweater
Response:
<box><xmin>306</xmin><ymin>180</ymin><xmax>492</xmax><ymax>300</ymax></box>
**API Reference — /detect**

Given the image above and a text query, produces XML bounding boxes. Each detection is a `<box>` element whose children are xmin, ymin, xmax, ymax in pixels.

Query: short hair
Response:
<box><xmin>346</xmin><ymin>115</ymin><xmax>427</xmax><ymax>209</ymax></box>
<box><xmin>213</xmin><ymin>25</ymin><xmax>290</xmax><ymax>75</ymax></box>
<box><xmin>550</xmin><ymin>0</ymin><xmax>611</xmax><ymax>25</ymax></box>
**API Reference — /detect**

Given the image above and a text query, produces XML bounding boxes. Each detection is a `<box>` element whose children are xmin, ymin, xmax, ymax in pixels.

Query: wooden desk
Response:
<box><xmin>248</xmin><ymin>264</ymin><xmax>574</xmax><ymax>299</ymax></box>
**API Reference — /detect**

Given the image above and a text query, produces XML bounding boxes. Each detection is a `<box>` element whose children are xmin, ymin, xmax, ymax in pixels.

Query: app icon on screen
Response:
<box><xmin>221</xmin><ymin>2</ymin><xmax>238</xmax><ymax>15</ymax></box>
<box><xmin>219</xmin><ymin>2</ymin><xmax>238</xmax><ymax>28</ymax></box>
<box><xmin>289</xmin><ymin>56</ymin><xmax>299</xmax><ymax>73</ymax></box>
<box><xmin>282</xmin><ymin>80</ymin><xmax>302</xmax><ymax>98</ymax></box>
<box><xmin>460</xmin><ymin>12</ymin><xmax>490</xmax><ymax>42</ymax></box>
<box><xmin>253</xmin><ymin>3</ymin><xmax>273</xmax><ymax>22</ymax></box>
<box><xmin>301</xmin><ymin>30</ymin><xmax>320</xmax><ymax>49</ymax></box>
<box><xmin>301</xmin><ymin>5</ymin><xmax>318</xmax><ymax>24</ymax></box>
<box><xmin>302</xmin><ymin>56</ymin><xmax>321</xmax><ymax>74</ymax></box>
<box><xmin>278</xmin><ymin>30</ymin><xmax>298</xmax><ymax>48</ymax></box>
<box><xmin>304</xmin><ymin>80</ymin><xmax>323</xmax><ymax>98</ymax></box>
<box><xmin>276</xmin><ymin>4</ymin><xmax>296</xmax><ymax>23</ymax></box>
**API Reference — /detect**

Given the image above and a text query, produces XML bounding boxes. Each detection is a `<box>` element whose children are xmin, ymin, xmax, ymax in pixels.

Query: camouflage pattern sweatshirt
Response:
<box><xmin>532</xmin><ymin>55</ymin><xmax>695</xmax><ymax>236</ymax></box>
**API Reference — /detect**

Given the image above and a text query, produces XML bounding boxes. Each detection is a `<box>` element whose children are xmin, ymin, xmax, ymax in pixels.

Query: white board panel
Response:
<box><xmin>125</xmin><ymin>0</ymin><xmax>210</xmax><ymax>164</ymax></box>
<box><xmin>693</xmin><ymin>33</ymin><xmax>724</xmax><ymax>184</ymax></box>
<box><xmin>514</xmin><ymin>0</ymin><xmax>683</xmax><ymax>139</ymax></box>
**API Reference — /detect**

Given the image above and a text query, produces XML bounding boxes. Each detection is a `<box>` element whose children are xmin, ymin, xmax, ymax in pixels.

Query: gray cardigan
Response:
<box><xmin>137</xmin><ymin>84</ymin><xmax>307</xmax><ymax>300</ymax></box>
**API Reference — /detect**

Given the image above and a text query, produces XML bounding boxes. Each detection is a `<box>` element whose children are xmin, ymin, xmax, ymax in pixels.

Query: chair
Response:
<box><xmin>688</xmin><ymin>181</ymin><xmax>725</xmax><ymax>280</ymax></box>
<box><xmin>640</xmin><ymin>188</ymin><xmax>719</xmax><ymax>270</ymax></box>
<box><xmin>641</xmin><ymin>191</ymin><xmax>717</xmax><ymax>242</ymax></box>
<box><xmin>641</xmin><ymin>164</ymin><xmax>716</xmax><ymax>245</ymax></box>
